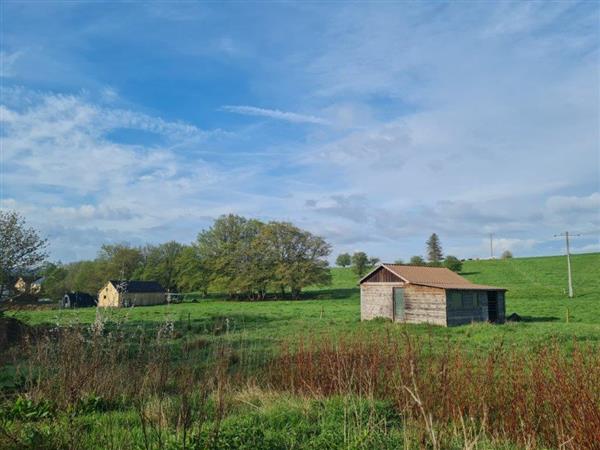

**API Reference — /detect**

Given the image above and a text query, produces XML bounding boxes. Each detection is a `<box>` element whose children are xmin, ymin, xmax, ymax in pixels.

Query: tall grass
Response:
<box><xmin>270</xmin><ymin>333</ymin><xmax>600</xmax><ymax>449</ymax></box>
<box><xmin>1</xmin><ymin>321</ymin><xmax>599</xmax><ymax>449</ymax></box>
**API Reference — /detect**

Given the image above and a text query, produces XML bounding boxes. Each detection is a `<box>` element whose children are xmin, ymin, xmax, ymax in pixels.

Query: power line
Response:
<box><xmin>553</xmin><ymin>231</ymin><xmax>581</xmax><ymax>298</ymax></box>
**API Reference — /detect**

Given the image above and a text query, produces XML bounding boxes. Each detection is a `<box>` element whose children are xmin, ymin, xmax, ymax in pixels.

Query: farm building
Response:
<box><xmin>60</xmin><ymin>292</ymin><xmax>97</xmax><ymax>308</ymax></box>
<box><xmin>360</xmin><ymin>264</ymin><xmax>506</xmax><ymax>326</ymax></box>
<box><xmin>97</xmin><ymin>280</ymin><xmax>166</xmax><ymax>307</ymax></box>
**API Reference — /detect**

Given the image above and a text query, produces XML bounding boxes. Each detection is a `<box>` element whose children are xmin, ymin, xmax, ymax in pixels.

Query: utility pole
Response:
<box><xmin>489</xmin><ymin>233</ymin><xmax>494</xmax><ymax>259</ymax></box>
<box><xmin>554</xmin><ymin>231</ymin><xmax>581</xmax><ymax>298</ymax></box>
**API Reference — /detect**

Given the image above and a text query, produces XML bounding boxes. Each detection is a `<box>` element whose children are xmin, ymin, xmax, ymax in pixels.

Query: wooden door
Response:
<box><xmin>393</xmin><ymin>287</ymin><xmax>405</xmax><ymax>321</ymax></box>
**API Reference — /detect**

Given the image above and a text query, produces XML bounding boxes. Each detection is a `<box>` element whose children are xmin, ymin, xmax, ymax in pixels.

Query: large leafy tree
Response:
<box><xmin>426</xmin><ymin>233</ymin><xmax>443</xmax><ymax>266</ymax></box>
<box><xmin>351</xmin><ymin>252</ymin><xmax>370</xmax><ymax>277</ymax></box>
<box><xmin>174</xmin><ymin>245</ymin><xmax>211</xmax><ymax>296</ymax></box>
<box><xmin>0</xmin><ymin>211</ymin><xmax>48</xmax><ymax>299</ymax></box>
<box><xmin>64</xmin><ymin>260</ymin><xmax>108</xmax><ymax>294</ymax></box>
<box><xmin>335</xmin><ymin>253</ymin><xmax>351</xmax><ymax>268</ymax></box>
<box><xmin>257</xmin><ymin>221</ymin><xmax>331</xmax><ymax>299</ymax></box>
<box><xmin>97</xmin><ymin>243</ymin><xmax>144</xmax><ymax>280</ymax></box>
<box><xmin>197</xmin><ymin>214</ymin><xmax>264</xmax><ymax>297</ymax></box>
<box><xmin>140</xmin><ymin>241</ymin><xmax>184</xmax><ymax>291</ymax></box>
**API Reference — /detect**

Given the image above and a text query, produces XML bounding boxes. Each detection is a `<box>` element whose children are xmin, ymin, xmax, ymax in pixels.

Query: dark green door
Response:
<box><xmin>393</xmin><ymin>288</ymin><xmax>405</xmax><ymax>321</ymax></box>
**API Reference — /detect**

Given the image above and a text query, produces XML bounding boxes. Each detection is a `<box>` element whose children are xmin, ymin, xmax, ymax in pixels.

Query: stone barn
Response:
<box><xmin>360</xmin><ymin>264</ymin><xmax>506</xmax><ymax>326</ymax></box>
<box><xmin>97</xmin><ymin>280</ymin><xmax>166</xmax><ymax>307</ymax></box>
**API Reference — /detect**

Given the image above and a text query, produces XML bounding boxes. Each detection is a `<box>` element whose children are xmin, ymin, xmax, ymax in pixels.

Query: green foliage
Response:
<box><xmin>409</xmin><ymin>255</ymin><xmax>425</xmax><ymax>266</ymax></box>
<box><xmin>443</xmin><ymin>255</ymin><xmax>463</xmax><ymax>272</ymax></box>
<box><xmin>1</xmin><ymin>396</ymin><xmax>54</xmax><ymax>421</ymax></box>
<box><xmin>393</xmin><ymin>258</ymin><xmax>404</xmax><ymax>265</ymax></box>
<box><xmin>351</xmin><ymin>252</ymin><xmax>369</xmax><ymax>276</ymax></box>
<box><xmin>97</xmin><ymin>243</ymin><xmax>144</xmax><ymax>280</ymax></box>
<box><xmin>63</xmin><ymin>260</ymin><xmax>108</xmax><ymax>294</ymax></box>
<box><xmin>139</xmin><ymin>241</ymin><xmax>185</xmax><ymax>291</ymax></box>
<box><xmin>426</xmin><ymin>233</ymin><xmax>443</xmax><ymax>265</ymax></box>
<box><xmin>0</xmin><ymin>210</ymin><xmax>48</xmax><ymax>299</ymax></box>
<box><xmin>197</xmin><ymin>214</ymin><xmax>264</xmax><ymax>297</ymax></box>
<box><xmin>36</xmin><ymin>215</ymin><xmax>332</xmax><ymax>300</ymax></box>
<box><xmin>368</xmin><ymin>257</ymin><xmax>380</xmax><ymax>266</ymax></box>
<box><xmin>174</xmin><ymin>245</ymin><xmax>210</xmax><ymax>295</ymax></box>
<box><xmin>502</xmin><ymin>250</ymin><xmax>513</xmax><ymax>259</ymax></box>
<box><xmin>335</xmin><ymin>253</ymin><xmax>351</xmax><ymax>268</ymax></box>
<box><xmin>197</xmin><ymin>215</ymin><xmax>331</xmax><ymax>299</ymax></box>
<box><xmin>39</xmin><ymin>263</ymin><xmax>68</xmax><ymax>300</ymax></box>
<box><xmin>256</xmin><ymin>221</ymin><xmax>332</xmax><ymax>298</ymax></box>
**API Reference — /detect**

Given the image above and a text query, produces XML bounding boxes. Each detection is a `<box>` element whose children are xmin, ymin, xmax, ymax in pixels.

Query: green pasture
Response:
<box><xmin>8</xmin><ymin>253</ymin><xmax>600</xmax><ymax>353</ymax></box>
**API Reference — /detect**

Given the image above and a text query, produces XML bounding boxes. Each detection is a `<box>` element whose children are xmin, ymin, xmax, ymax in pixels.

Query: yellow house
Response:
<box><xmin>97</xmin><ymin>280</ymin><xmax>166</xmax><ymax>307</ymax></box>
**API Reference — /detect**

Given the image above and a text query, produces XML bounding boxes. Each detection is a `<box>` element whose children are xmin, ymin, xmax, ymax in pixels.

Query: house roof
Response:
<box><xmin>360</xmin><ymin>264</ymin><xmax>506</xmax><ymax>291</ymax></box>
<box><xmin>109</xmin><ymin>280</ymin><xmax>166</xmax><ymax>293</ymax></box>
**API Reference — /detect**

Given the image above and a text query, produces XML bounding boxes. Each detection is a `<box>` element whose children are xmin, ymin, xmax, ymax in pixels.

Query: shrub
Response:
<box><xmin>443</xmin><ymin>255</ymin><xmax>462</xmax><ymax>272</ymax></box>
<box><xmin>409</xmin><ymin>256</ymin><xmax>425</xmax><ymax>266</ymax></box>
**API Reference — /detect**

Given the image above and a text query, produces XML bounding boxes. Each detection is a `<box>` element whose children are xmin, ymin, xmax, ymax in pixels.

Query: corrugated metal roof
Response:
<box><xmin>361</xmin><ymin>264</ymin><xmax>506</xmax><ymax>291</ymax></box>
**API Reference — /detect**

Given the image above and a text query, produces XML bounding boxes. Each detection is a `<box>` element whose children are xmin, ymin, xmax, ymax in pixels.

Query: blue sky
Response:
<box><xmin>1</xmin><ymin>1</ymin><xmax>599</xmax><ymax>262</ymax></box>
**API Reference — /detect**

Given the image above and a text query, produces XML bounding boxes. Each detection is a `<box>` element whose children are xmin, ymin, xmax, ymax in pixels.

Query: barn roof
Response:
<box><xmin>109</xmin><ymin>280</ymin><xmax>166</xmax><ymax>293</ymax></box>
<box><xmin>359</xmin><ymin>264</ymin><xmax>506</xmax><ymax>291</ymax></box>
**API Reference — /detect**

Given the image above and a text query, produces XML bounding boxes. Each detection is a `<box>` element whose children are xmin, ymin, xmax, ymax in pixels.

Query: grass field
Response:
<box><xmin>1</xmin><ymin>253</ymin><xmax>599</xmax><ymax>449</ymax></box>
<box><xmin>8</xmin><ymin>252</ymin><xmax>600</xmax><ymax>352</ymax></box>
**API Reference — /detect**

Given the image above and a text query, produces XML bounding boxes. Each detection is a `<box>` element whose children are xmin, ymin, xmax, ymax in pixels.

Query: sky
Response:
<box><xmin>1</xmin><ymin>1</ymin><xmax>599</xmax><ymax>263</ymax></box>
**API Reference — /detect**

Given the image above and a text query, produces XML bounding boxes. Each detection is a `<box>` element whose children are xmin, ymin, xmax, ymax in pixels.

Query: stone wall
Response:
<box><xmin>360</xmin><ymin>282</ymin><xmax>400</xmax><ymax>320</ymax></box>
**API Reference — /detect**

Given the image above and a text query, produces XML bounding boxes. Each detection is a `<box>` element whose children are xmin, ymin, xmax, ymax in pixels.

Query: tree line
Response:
<box><xmin>40</xmin><ymin>214</ymin><xmax>332</xmax><ymax>300</ymax></box>
<box><xmin>2</xmin><ymin>210</ymin><xmax>515</xmax><ymax>304</ymax></box>
<box><xmin>336</xmin><ymin>233</ymin><xmax>468</xmax><ymax>275</ymax></box>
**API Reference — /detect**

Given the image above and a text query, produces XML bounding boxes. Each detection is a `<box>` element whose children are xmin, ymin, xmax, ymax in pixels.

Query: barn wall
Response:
<box><xmin>403</xmin><ymin>285</ymin><xmax>447</xmax><ymax>326</ymax></box>
<box><xmin>360</xmin><ymin>282</ymin><xmax>447</xmax><ymax>325</ymax></box>
<box><xmin>97</xmin><ymin>283</ymin><xmax>119</xmax><ymax>307</ymax></box>
<box><xmin>446</xmin><ymin>290</ymin><xmax>490</xmax><ymax>326</ymax></box>
<box><xmin>121</xmin><ymin>292</ymin><xmax>165</xmax><ymax>307</ymax></box>
<box><xmin>497</xmin><ymin>291</ymin><xmax>506</xmax><ymax>323</ymax></box>
<box><xmin>360</xmin><ymin>282</ymin><xmax>401</xmax><ymax>320</ymax></box>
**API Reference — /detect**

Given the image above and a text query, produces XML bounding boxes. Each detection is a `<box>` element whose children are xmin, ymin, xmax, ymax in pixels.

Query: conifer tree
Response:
<box><xmin>426</xmin><ymin>233</ymin><xmax>443</xmax><ymax>266</ymax></box>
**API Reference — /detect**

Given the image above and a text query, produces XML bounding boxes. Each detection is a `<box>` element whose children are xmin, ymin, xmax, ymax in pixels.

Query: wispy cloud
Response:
<box><xmin>221</xmin><ymin>105</ymin><xmax>329</xmax><ymax>125</ymax></box>
<box><xmin>2</xmin><ymin>2</ymin><xmax>598</xmax><ymax>262</ymax></box>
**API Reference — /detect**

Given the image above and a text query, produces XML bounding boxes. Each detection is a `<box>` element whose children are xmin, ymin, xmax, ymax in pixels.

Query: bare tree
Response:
<box><xmin>0</xmin><ymin>211</ymin><xmax>48</xmax><ymax>300</ymax></box>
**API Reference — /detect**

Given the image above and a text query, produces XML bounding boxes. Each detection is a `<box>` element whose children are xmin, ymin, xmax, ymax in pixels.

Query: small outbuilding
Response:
<box><xmin>360</xmin><ymin>264</ymin><xmax>506</xmax><ymax>326</ymax></box>
<box><xmin>97</xmin><ymin>280</ymin><xmax>166</xmax><ymax>308</ymax></box>
<box><xmin>61</xmin><ymin>292</ymin><xmax>97</xmax><ymax>309</ymax></box>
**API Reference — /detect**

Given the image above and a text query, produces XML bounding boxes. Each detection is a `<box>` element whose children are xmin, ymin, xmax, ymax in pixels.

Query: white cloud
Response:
<box><xmin>2</xmin><ymin>3</ymin><xmax>598</xmax><ymax>262</ymax></box>
<box><xmin>221</xmin><ymin>105</ymin><xmax>329</xmax><ymax>125</ymax></box>
<box><xmin>0</xmin><ymin>88</ymin><xmax>231</xmax><ymax>258</ymax></box>
<box><xmin>546</xmin><ymin>193</ymin><xmax>600</xmax><ymax>215</ymax></box>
